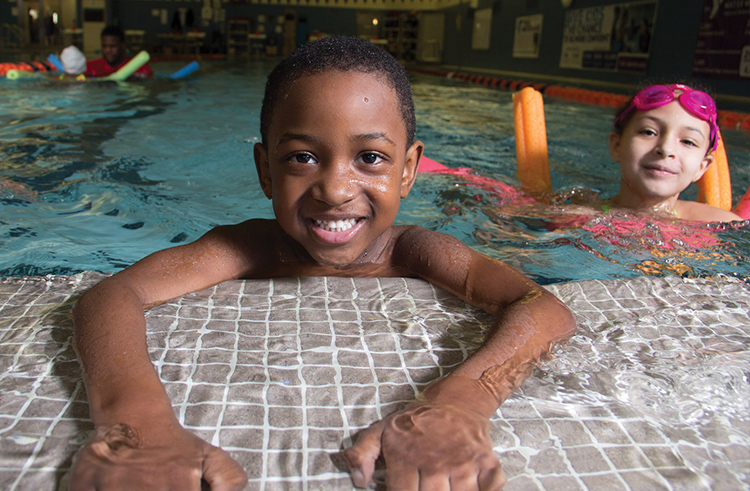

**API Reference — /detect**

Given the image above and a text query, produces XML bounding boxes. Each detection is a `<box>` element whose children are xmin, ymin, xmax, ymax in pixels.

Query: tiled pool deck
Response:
<box><xmin>0</xmin><ymin>272</ymin><xmax>748</xmax><ymax>490</ymax></box>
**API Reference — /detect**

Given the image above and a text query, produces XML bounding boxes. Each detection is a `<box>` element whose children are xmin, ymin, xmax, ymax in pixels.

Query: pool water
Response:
<box><xmin>1</xmin><ymin>60</ymin><xmax>748</xmax><ymax>283</ymax></box>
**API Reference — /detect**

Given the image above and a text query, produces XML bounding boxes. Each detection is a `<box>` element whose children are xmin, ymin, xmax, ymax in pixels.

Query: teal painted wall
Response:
<box><xmin>2</xmin><ymin>0</ymin><xmax>747</xmax><ymax>99</ymax></box>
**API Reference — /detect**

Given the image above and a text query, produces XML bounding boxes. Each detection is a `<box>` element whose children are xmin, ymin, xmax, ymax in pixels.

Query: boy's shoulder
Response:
<box><xmin>203</xmin><ymin>218</ymin><xmax>285</xmax><ymax>259</ymax></box>
<box><xmin>675</xmin><ymin>200</ymin><xmax>743</xmax><ymax>222</ymax></box>
<box><xmin>389</xmin><ymin>224</ymin><xmax>475</xmax><ymax>268</ymax></box>
<box><xmin>229</xmin><ymin>217</ymin><xmax>280</xmax><ymax>234</ymax></box>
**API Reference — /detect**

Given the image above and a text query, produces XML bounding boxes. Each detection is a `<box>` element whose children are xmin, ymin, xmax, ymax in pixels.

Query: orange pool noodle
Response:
<box><xmin>696</xmin><ymin>133</ymin><xmax>732</xmax><ymax>211</ymax></box>
<box><xmin>513</xmin><ymin>87</ymin><xmax>551</xmax><ymax>194</ymax></box>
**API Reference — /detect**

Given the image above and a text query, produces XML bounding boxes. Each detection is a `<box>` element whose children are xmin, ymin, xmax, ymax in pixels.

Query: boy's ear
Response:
<box><xmin>400</xmin><ymin>140</ymin><xmax>424</xmax><ymax>199</ymax></box>
<box><xmin>608</xmin><ymin>132</ymin><xmax>622</xmax><ymax>162</ymax></box>
<box><xmin>690</xmin><ymin>152</ymin><xmax>714</xmax><ymax>183</ymax></box>
<box><xmin>254</xmin><ymin>143</ymin><xmax>273</xmax><ymax>199</ymax></box>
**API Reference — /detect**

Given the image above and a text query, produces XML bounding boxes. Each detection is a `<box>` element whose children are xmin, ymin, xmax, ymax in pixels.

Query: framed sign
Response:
<box><xmin>513</xmin><ymin>14</ymin><xmax>543</xmax><ymax>58</ymax></box>
<box><xmin>559</xmin><ymin>1</ymin><xmax>656</xmax><ymax>73</ymax></box>
<box><xmin>693</xmin><ymin>0</ymin><xmax>750</xmax><ymax>79</ymax></box>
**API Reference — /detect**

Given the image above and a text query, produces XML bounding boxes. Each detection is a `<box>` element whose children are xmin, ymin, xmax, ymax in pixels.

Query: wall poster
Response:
<box><xmin>692</xmin><ymin>0</ymin><xmax>750</xmax><ymax>79</ymax></box>
<box><xmin>559</xmin><ymin>1</ymin><xmax>657</xmax><ymax>73</ymax></box>
<box><xmin>513</xmin><ymin>14</ymin><xmax>543</xmax><ymax>58</ymax></box>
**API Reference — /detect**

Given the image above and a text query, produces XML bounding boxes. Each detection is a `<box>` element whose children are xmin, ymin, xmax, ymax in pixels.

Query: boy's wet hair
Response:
<box><xmin>260</xmin><ymin>36</ymin><xmax>416</xmax><ymax>147</ymax></box>
<box><xmin>101</xmin><ymin>25</ymin><xmax>125</xmax><ymax>42</ymax></box>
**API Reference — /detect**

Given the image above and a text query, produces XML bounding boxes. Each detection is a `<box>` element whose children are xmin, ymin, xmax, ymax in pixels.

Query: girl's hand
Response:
<box><xmin>68</xmin><ymin>422</ymin><xmax>248</xmax><ymax>491</ymax></box>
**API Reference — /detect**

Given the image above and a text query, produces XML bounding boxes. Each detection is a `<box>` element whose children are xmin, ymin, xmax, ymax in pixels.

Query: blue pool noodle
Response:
<box><xmin>47</xmin><ymin>54</ymin><xmax>64</xmax><ymax>72</ymax></box>
<box><xmin>169</xmin><ymin>61</ymin><xmax>199</xmax><ymax>79</ymax></box>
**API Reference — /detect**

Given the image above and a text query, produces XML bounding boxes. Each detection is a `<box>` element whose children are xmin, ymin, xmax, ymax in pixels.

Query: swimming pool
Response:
<box><xmin>0</xmin><ymin>59</ymin><xmax>748</xmax><ymax>491</ymax></box>
<box><xmin>1</xmin><ymin>60</ymin><xmax>748</xmax><ymax>283</ymax></box>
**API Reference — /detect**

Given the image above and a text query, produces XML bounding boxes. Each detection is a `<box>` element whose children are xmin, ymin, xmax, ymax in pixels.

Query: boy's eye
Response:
<box><xmin>291</xmin><ymin>153</ymin><xmax>316</xmax><ymax>164</ymax></box>
<box><xmin>637</xmin><ymin>128</ymin><xmax>656</xmax><ymax>136</ymax></box>
<box><xmin>358</xmin><ymin>152</ymin><xmax>384</xmax><ymax>165</ymax></box>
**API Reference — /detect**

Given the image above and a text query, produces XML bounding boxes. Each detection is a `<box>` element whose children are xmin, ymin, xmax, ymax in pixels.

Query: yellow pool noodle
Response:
<box><xmin>99</xmin><ymin>50</ymin><xmax>150</xmax><ymax>82</ymax></box>
<box><xmin>6</xmin><ymin>69</ymin><xmax>41</xmax><ymax>80</ymax></box>
<box><xmin>513</xmin><ymin>87</ymin><xmax>551</xmax><ymax>194</ymax></box>
<box><xmin>697</xmin><ymin>133</ymin><xmax>732</xmax><ymax>211</ymax></box>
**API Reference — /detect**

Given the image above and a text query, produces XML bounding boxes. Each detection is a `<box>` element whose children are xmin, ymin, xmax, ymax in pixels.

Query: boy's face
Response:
<box><xmin>609</xmin><ymin>100</ymin><xmax>713</xmax><ymax>203</ymax></box>
<box><xmin>255</xmin><ymin>71</ymin><xmax>422</xmax><ymax>269</ymax></box>
<box><xmin>101</xmin><ymin>35</ymin><xmax>125</xmax><ymax>66</ymax></box>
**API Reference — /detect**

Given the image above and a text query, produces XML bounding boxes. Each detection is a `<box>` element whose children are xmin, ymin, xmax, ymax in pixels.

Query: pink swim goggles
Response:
<box><xmin>614</xmin><ymin>84</ymin><xmax>719</xmax><ymax>152</ymax></box>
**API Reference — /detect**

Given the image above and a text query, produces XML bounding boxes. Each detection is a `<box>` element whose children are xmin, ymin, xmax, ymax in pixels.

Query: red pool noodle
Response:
<box><xmin>733</xmin><ymin>184</ymin><xmax>750</xmax><ymax>220</ymax></box>
<box><xmin>418</xmin><ymin>156</ymin><xmax>526</xmax><ymax>198</ymax></box>
<box><xmin>418</xmin><ymin>156</ymin><xmax>448</xmax><ymax>172</ymax></box>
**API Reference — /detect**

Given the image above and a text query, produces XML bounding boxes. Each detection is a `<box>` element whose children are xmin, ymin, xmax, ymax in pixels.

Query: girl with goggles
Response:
<box><xmin>606</xmin><ymin>83</ymin><xmax>740</xmax><ymax>222</ymax></box>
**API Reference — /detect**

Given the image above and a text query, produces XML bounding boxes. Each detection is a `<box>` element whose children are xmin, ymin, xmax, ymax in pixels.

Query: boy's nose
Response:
<box><xmin>312</xmin><ymin>162</ymin><xmax>356</xmax><ymax>205</ymax></box>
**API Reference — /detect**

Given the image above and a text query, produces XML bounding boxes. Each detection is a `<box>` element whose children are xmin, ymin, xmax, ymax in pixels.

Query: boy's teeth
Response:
<box><xmin>315</xmin><ymin>218</ymin><xmax>357</xmax><ymax>232</ymax></box>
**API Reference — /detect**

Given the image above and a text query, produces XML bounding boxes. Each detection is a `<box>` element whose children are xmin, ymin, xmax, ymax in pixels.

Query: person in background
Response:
<box><xmin>85</xmin><ymin>25</ymin><xmax>154</xmax><ymax>79</ymax></box>
<box><xmin>59</xmin><ymin>45</ymin><xmax>87</xmax><ymax>80</ymax></box>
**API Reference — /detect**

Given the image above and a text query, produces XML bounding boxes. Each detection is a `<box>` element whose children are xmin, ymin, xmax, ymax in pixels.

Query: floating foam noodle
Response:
<box><xmin>1</xmin><ymin>61</ymin><xmax>56</xmax><ymax>77</ymax></box>
<box><xmin>697</xmin><ymin>133</ymin><xmax>732</xmax><ymax>211</ymax></box>
<box><xmin>734</xmin><ymin>184</ymin><xmax>750</xmax><ymax>220</ymax></box>
<box><xmin>96</xmin><ymin>50</ymin><xmax>151</xmax><ymax>82</ymax></box>
<box><xmin>513</xmin><ymin>87</ymin><xmax>551</xmax><ymax>194</ymax></box>
<box><xmin>417</xmin><ymin>156</ymin><xmax>530</xmax><ymax>202</ymax></box>
<box><xmin>169</xmin><ymin>61</ymin><xmax>199</xmax><ymax>79</ymax></box>
<box><xmin>46</xmin><ymin>54</ymin><xmax>64</xmax><ymax>72</ymax></box>
<box><xmin>418</xmin><ymin>156</ymin><xmax>448</xmax><ymax>172</ymax></box>
<box><xmin>5</xmin><ymin>70</ymin><xmax>41</xmax><ymax>80</ymax></box>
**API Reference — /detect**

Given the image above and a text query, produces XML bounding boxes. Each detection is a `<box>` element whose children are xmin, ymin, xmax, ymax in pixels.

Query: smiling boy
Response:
<box><xmin>71</xmin><ymin>36</ymin><xmax>576</xmax><ymax>490</ymax></box>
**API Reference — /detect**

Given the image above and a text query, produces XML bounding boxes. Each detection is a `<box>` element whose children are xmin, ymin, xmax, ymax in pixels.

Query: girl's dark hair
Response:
<box><xmin>259</xmin><ymin>36</ymin><xmax>416</xmax><ymax>146</ymax></box>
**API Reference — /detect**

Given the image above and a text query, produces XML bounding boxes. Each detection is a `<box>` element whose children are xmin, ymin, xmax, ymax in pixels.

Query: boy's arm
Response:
<box><xmin>71</xmin><ymin>224</ymin><xmax>254</xmax><ymax>490</ymax></box>
<box><xmin>345</xmin><ymin>227</ymin><xmax>576</xmax><ymax>490</ymax></box>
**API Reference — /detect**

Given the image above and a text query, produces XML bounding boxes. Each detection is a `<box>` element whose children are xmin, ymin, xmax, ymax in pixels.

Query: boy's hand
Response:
<box><xmin>344</xmin><ymin>374</ymin><xmax>509</xmax><ymax>490</ymax></box>
<box><xmin>68</xmin><ymin>422</ymin><xmax>248</xmax><ymax>491</ymax></box>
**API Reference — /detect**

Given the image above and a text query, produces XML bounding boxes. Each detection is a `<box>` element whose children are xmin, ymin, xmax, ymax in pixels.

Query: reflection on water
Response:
<box><xmin>0</xmin><ymin>64</ymin><xmax>749</xmax><ymax>283</ymax></box>
<box><xmin>407</xmin><ymin>273</ymin><xmax>750</xmax><ymax>488</ymax></box>
<box><xmin>544</xmin><ymin>327</ymin><xmax>749</xmax><ymax>426</ymax></box>
<box><xmin>402</xmin><ymin>169</ymin><xmax>749</xmax><ymax>284</ymax></box>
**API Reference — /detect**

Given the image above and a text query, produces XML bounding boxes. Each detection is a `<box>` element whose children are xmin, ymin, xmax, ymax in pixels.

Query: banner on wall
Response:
<box><xmin>559</xmin><ymin>1</ymin><xmax>657</xmax><ymax>73</ymax></box>
<box><xmin>513</xmin><ymin>14</ymin><xmax>543</xmax><ymax>58</ymax></box>
<box><xmin>692</xmin><ymin>0</ymin><xmax>750</xmax><ymax>79</ymax></box>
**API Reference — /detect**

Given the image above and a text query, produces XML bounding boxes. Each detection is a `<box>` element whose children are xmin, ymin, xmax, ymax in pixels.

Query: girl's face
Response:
<box><xmin>609</xmin><ymin>100</ymin><xmax>714</xmax><ymax>206</ymax></box>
